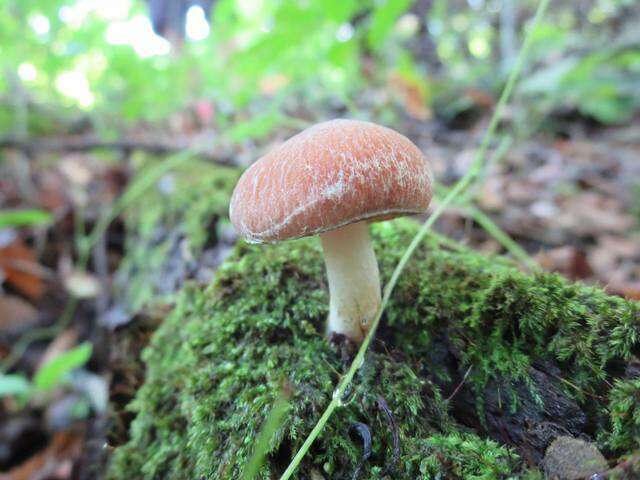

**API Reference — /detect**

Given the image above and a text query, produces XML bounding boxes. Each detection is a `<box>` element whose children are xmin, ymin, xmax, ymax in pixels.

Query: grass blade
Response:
<box><xmin>0</xmin><ymin>209</ymin><xmax>53</xmax><ymax>229</ymax></box>
<box><xmin>242</xmin><ymin>393</ymin><xmax>291</xmax><ymax>480</ymax></box>
<box><xmin>279</xmin><ymin>1</ymin><xmax>551</xmax><ymax>478</ymax></box>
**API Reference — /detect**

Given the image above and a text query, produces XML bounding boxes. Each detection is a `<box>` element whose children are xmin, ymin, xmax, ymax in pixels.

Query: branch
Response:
<box><xmin>0</xmin><ymin>136</ymin><xmax>238</xmax><ymax>167</ymax></box>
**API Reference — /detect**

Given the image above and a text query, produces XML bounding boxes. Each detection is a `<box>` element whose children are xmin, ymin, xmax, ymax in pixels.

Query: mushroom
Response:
<box><xmin>229</xmin><ymin>119</ymin><xmax>433</xmax><ymax>343</ymax></box>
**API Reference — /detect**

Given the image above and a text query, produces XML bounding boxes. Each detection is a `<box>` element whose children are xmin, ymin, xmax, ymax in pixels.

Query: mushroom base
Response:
<box><xmin>320</xmin><ymin>221</ymin><xmax>381</xmax><ymax>343</ymax></box>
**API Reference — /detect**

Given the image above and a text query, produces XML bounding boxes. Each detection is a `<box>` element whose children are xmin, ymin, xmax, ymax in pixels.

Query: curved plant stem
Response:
<box><xmin>467</xmin><ymin>205</ymin><xmax>538</xmax><ymax>271</ymax></box>
<box><xmin>0</xmin><ymin>150</ymin><xmax>195</xmax><ymax>373</ymax></box>
<box><xmin>278</xmin><ymin>1</ymin><xmax>551</xmax><ymax>478</ymax></box>
<box><xmin>1</xmin><ymin>112</ymin><xmax>310</xmax><ymax>374</ymax></box>
<box><xmin>78</xmin><ymin>150</ymin><xmax>195</xmax><ymax>267</ymax></box>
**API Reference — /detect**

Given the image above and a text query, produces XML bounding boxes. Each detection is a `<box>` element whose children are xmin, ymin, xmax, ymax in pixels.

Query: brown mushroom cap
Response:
<box><xmin>229</xmin><ymin>119</ymin><xmax>433</xmax><ymax>243</ymax></box>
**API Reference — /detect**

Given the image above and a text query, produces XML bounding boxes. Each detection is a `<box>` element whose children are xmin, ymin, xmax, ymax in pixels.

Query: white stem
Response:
<box><xmin>320</xmin><ymin>222</ymin><xmax>381</xmax><ymax>343</ymax></box>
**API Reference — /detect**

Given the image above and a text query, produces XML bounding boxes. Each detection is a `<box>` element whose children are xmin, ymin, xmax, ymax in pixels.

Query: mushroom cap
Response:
<box><xmin>229</xmin><ymin>119</ymin><xmax>433</xmax><ymax>243</ymax></box>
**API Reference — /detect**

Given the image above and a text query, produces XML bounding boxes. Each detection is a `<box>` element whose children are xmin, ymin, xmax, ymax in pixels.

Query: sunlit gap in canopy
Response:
<box><xmin>49</xmin><ymin>0</ymin><xmax>215</xmax><ymax>108</ymax></box>
<box><xmin>186</xmin><ymin>5</ymin><xmax>210</xmax><ymax>41</ymax></box>
<box><xmin>57</xmin><ymin>0</ymin><xmax>171</xmax><ymax>58</ymax></box>
<box><xmin>105</xmin><ymin>15</ymin><xmax>172</xmax><ymax>57</ymax></box>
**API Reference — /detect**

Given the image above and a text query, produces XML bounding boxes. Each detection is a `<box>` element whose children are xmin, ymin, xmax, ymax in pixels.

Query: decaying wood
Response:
<box><xmin>427</xmin><ymin>329</ymin><xmax>614</xmax><ymax>465</ymax></box>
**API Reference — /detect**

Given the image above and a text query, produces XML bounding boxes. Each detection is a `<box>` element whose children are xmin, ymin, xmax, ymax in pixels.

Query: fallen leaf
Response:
<box><xmin>505</xmin><ymin>178</ymin><xmax>543</xmax><ymax>204</ymax></box>
<box><xmin>34</xmin><ymin>170</ymin><xmax>68</xmax><ymax>212</ymax></box>
<box><xmin>0</xmin><ymin>239</ymin><xmax>45</xmax><ymax>301</ymax></box>
<box><xmin>388</xmin><ymin>72</ymin><xmax>432</xmax><ymax>121</ymax></box>
<box><xmin>536</xmin><ymin>246</ymin><xmax>593</xmax><ymax>280</ymax></box>
<box><xmin>464</xmin><ymin>88</ymin><xmax>495</xmax><ymax>109</ymax></box>
<box><xmin>0</xmin><ymin>429</ymin><xmax>83</xmax><ymax>480</ymax></box>
<box><xmin>0</xmin><ymin>296</ymin><xmax>39</xmax><ymax>336</ymax></box>
<box><xmin>589</xmin><ymin>235</ymin><xmax>640</xmax><ymax>300</ymax></box>
<box><xmin>555</xmin><ymin>192</ymin><xmax>635</xmax><ymax>236</ymax></box>
<box><xmin>58</xmin><ymin>156</ymin><xmax>93</xmax><ymax>188</ymax></box>
<box><xmin>259</xmin><ymin>74</ymin><xmax>290</xmax><ymax>96</ymax></box>
<box><xmin>476</xmin><ymin>177</ymin><xmax>506</xmax><ymax>211</ymax></box>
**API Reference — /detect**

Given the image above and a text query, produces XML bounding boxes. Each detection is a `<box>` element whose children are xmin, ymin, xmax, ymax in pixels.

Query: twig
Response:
<box><xmin>0</xmin><ymin>136</ymin><xmax>238</xmax><ymax>167</ymax></box>
<box><xmin>445</xmin><ymin>365</ymin><xmax>473</xmax><ymax>402</ymax></box>
<box><xmin>546</xmin><ymin>370</ymin><xmax>607</xmax><ymax>401</ymax></box>
<box><xmin>592</xmin><ymin>453</ymin><xmax>640</xmax><ymax>479</ymax></box>
<box><xmin>466</xmin><ymin>206</ymin><xmax>538</xmax><ymax>271</ymax></box>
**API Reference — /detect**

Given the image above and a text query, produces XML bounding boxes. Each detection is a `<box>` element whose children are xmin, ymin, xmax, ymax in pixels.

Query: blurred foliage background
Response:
<box><xmin>1</xmin><ymin>0</ymin><xmax>639</xmax><ymax>142</ymax></box>
<box><xmin>1</xmin><ymin>1</ymin><xmax>640</xmax><ymax>476</ymax></box>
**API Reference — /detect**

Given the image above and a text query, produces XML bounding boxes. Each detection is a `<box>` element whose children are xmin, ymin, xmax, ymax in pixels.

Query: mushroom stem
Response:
<box><xmin>320</xmin><ymin>221</ymin><xmax>381</xmax><ymax>343</ymax></box>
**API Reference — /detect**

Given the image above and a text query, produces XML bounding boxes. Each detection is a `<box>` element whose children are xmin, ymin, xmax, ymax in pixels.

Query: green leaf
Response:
<box><xmin>0</xmin><ymin>374</ymin><xmax>31</xmax><ymax>398</ymax></box>
<box><xmin>229</xmin><ymin>112</ymin><xmax>282</xmax><ymax>142</ymax></box>
<box><xmin>34</xmin><ymin>343</ymin><xmax>93</xmax><ymax>391</ymax></box>
<box><xmin>367</xmin><ymin>0</ymin><xmax>414</xmax><ymax>50</ymax></box>
<box><xmin>0</xmin><ymin>209</ymin><xmax>53</xmax><ymax>229</ymax></box>
<box><xmin>519</xmin><ymin>56</ymin><xmax>579</xmax><ymax>94</ymax></box>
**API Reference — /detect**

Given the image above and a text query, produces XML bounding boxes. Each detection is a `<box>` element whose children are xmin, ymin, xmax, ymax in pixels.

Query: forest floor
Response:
<box><xmin>0</xmin><ymin>104</ymin><xmax>638</xmax><ymax>478</ymax></box>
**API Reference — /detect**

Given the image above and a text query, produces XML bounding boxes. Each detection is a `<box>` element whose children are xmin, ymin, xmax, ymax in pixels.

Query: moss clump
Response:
<box><xmin>115</xmin><ymin>158</ymin><xmax>240</xmax><ymax>311</ymax></box>
<box><xmin>603</xmin><ymin>378</ymin><xmax>640</xmax><ymax>452</ymax></box>
<box><xmin>108</xmin><ymin>219</ymin><xmax>639</xmax><ymax>479</ymax></box>
<box><xmin>408</xmin><ymin>433</ymin><xmax>521</xmax><ymax>479</ymax></box>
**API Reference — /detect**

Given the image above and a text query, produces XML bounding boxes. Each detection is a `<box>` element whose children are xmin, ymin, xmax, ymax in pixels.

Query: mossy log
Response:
<box><xmin>108</xmin><ymin>219</ymin><xmax>640</xmax><ymax>479</ymax></box>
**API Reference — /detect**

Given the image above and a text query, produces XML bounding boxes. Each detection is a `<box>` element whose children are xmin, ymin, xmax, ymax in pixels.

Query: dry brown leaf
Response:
<box><xmin>477</xmin><ymin>177</ymin><xmax>506</xmax><ymax>211</ymax></box>
<box><xmin>589</xmin><ymin>235</ymin><xmax>640</xmax><ymax>300</ymax></box>
<box><xmin>0</xmin><ymin>429</ymin><xmax>83</xmax><ymax>480</ymax></box>
<box><xmin>388</xmin><ymin>72</ymin><xmax>432</xmax><ymax>121</ymax></box>
<box><xmin>58</xmin><ymin>156</ymin><xmax>93</xmax><ymax>188</ymax></box>
<box><xmin>35</xmin><ymin>171</ymin><xmax>68</xmax><ymax>212</ymax></box>
<box><xmin>464</xmin><ymin>88</ymin><xmax>495</xmax><ymax>109</ymax></box>
<box><xmin>0</xmin><ymin>240</ymin><xmax>45</xmax><ymax>301</ymax></box>
<box><xmin>536</xmin><ymin>246</ymin><xmax>593</xmax><ymax>280</ymax></box>
<box><xmin>505</xmin><ymin>179</ymin><xmax>543</xmax><ymax>204</ymax></box>
<box><xmin>555</xmin><ymin>192</ymin><xmax>635</xmax><ymax>235</ymax></box>
<box><xmin>0</xmin><ymin>295</ymin><xmax>39</xmax><ymax>335</ymax></box>
<box><xmin>259</xmin><ymin>74</ymin><xmax>290</xmax><ymax>96</ymax></box>
<box><xmin>615</xmin><ymin>284</ymin><xmax>640</xmax><ymax>300</ymax></box>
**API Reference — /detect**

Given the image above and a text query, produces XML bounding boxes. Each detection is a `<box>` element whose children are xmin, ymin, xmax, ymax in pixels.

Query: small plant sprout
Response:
<box><xmin>229</xmin><ymin>119</ymin><xmax>433</xmax><ymax>343</ymax></box>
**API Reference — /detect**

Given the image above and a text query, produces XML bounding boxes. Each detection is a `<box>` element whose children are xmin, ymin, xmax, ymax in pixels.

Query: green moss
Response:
<box><xmin>603</xmin><ymin>378</ymin><xmax>640</xmax><ymax>452</ymax></box>
<box><xmin>115</xmin><ymin>157</ymin><xmax>240</xmax><ymax>311</ymax></box>
<box><xmin>108</xmin><ymin>219</ymin><xmax>639</xmax><ymax>479</ymax></box>
<box><xmin>408</xmin><ymin>433</ymin><xmax>519</xmax><ymax>479</ymax></box>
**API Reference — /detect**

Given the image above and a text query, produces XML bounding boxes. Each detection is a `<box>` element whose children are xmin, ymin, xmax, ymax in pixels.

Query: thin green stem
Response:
<box><xmin>78</xmin><ymin>150</ymin><xmax>195</xmax><ymax>266</ymax></box>
<box><xmin>467</xmin><ymin>205</ymin><xmax>538</xmax><ymax>271</ymax></box>
<box><xmin>457</xmin><ymin>135</ymin><xmax>513</xmax><ymax>205</ymax></box>
<box><xmin>279</xmin><ymin>1</ymin><xmax>550</xmax><ymax>478</ymax></box>
<box><xmin>0</xmin><ymin>297</ymin><xmax>78</xmax><ymax>373</ymax></box>
<box><xmin>2</xmin><ymin>148</ymin><xmax>203</xmax><ymax>373</ymax></box>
